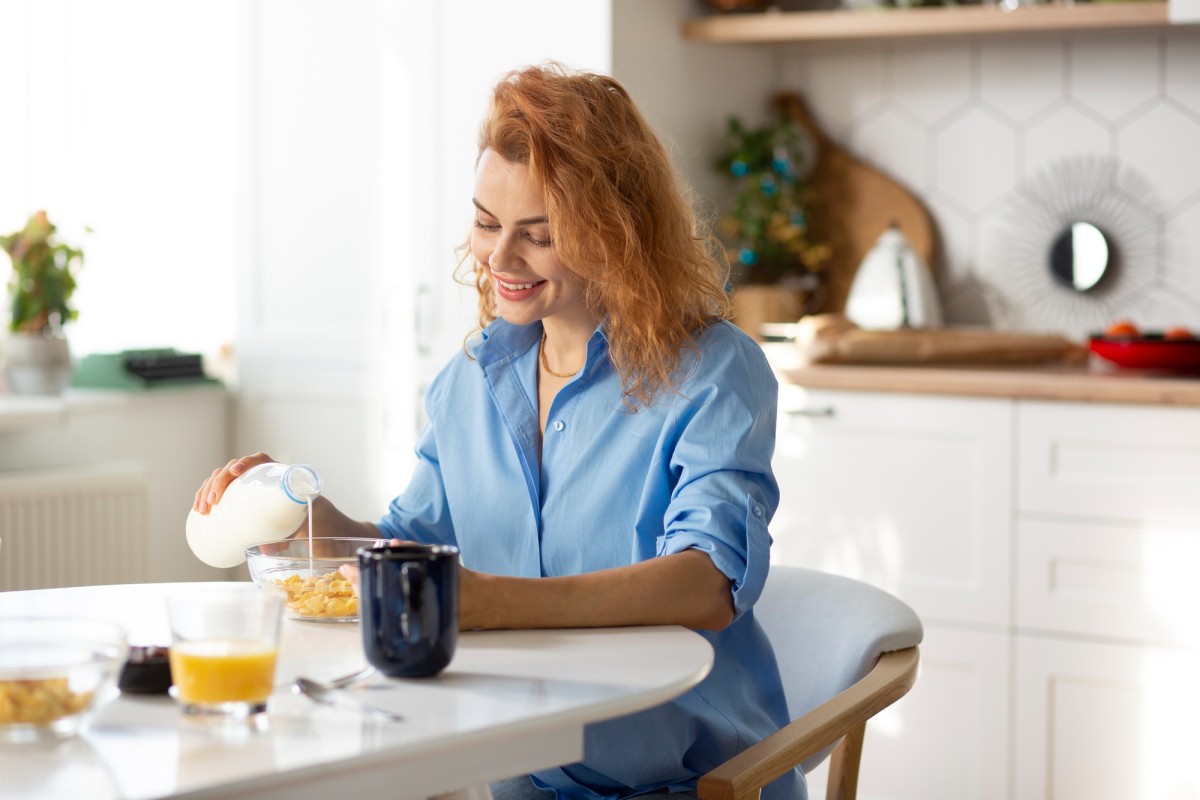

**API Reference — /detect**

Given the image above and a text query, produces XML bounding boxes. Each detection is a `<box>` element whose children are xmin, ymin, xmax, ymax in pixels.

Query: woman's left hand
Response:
<box><xmin>337</xmin><ymin>538</ymin><xmax>410</xmax><ymax>594</ymax></box>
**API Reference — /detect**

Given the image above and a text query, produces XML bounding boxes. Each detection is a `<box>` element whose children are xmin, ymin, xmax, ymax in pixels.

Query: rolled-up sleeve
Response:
<box><xmin>655</xmin><ymin>329</ymin><xmax>779</xmax><ymax>619</ymax></box>
<box><xmin>376</xmin><ymin>372</ymin><xmax>458</xmax><ymax>547</ymax></box>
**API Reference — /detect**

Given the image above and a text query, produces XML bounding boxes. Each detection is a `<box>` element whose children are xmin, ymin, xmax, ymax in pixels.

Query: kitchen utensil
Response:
<box><xmin>278</xmin><ymin>665</ymin><xmax>374</xmax><ymax>691</ymax></box>
<box><xmin>845</xmin><ymin>224</ymin><xmax>943</xmax><ymax>330</ymax></box>
<box><xmin>293</xmin><ymin>677</ymin><xmax>405</xmax><ymax>722</ymax></box>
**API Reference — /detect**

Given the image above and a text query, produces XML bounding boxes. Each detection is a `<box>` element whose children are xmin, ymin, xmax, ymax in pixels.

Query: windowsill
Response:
<box><xmin>0</xmin><ymin>394</ymin><xmax>68</xmax><ymax>432</ymax></box>
<box><xmin>0</xmin><ymin>384</ymin><xmax>229</xmax><ymax>434</ymax></box>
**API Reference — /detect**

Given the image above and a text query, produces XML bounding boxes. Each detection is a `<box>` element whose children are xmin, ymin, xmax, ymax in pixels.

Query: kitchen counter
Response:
<box><xmin>775</xmin><ymin>357</ymin><xmax>1200</xmax><ymax>407</ymax></box>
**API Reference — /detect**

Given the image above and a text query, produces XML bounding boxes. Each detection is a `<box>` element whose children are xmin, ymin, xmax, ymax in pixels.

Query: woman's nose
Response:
<box><xmin>489</xmin><ymin>232</ymin><xmax>521</xmax><ymax>271</ymax></box>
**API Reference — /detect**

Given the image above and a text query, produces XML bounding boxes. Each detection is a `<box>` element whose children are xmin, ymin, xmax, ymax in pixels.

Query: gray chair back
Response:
<box><xmin>754</xmin><ymin>565</ymin><xmax>924</xmax><ymax>773</ymax></box>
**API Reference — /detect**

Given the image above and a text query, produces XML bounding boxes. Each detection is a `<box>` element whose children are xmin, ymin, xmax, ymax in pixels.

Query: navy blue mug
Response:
<box><xmin>357</xmin><ymin>544</ymin><xmax>460</xmax><ymax>678</ymax></box>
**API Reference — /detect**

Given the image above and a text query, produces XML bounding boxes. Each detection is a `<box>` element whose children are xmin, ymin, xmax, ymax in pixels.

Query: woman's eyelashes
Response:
<box><xmin>473</xmin><ymin>218</ymin><xmax>552</xmax><ymax>248</ymax></box>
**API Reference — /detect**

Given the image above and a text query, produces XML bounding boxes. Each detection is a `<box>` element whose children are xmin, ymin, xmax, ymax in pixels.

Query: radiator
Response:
<box><xmin>0</xmin><ymin>463</ymin><xmax>150</xmax><ymax>591</ymax></box>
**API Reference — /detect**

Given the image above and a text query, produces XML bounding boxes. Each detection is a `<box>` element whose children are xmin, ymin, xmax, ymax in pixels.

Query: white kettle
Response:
<box><xmin>845</xmin><ymin>224</ymin><xmax>942</xmax><ymax>330</ymax></box>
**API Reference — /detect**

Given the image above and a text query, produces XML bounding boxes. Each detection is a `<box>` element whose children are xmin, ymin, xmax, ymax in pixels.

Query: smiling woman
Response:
<box><xmin>190</xmin><ymin>61</ymin><xmax>797</xmax><ymax>800</ymax></box>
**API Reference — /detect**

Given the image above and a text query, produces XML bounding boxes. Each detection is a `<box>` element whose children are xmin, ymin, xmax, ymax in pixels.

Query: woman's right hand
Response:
<box><xmin>193</xmin><ymin>452</ymin><xmax>275</xmax><ymax>514</ymax></box>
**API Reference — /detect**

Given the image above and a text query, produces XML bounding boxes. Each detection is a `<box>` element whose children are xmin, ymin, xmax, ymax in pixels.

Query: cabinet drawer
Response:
<box><xmin>1017</xmin><ymin>400</ymin><xmax>1200</xmax><ymax>524</ymax></box>
<box><xmin>1016</xmin><ymin>517</ymin><xmax>1200</xmax><ymax>646</ymax></box>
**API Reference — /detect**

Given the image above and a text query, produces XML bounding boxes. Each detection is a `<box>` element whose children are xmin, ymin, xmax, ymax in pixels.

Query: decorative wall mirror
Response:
<box><xmin>1049</xmin><ymin>221</ymin><xmax>1110</xmax><ymax>293</ymax></box>
<box><xmin>981</xmin><ymin>156</ymin><xmax>1162</xmax><ymax>336</ymax></box>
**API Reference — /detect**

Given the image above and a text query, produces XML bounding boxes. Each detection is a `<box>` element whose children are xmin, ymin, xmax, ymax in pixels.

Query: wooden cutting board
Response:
<box><xmin>775</xmin><ymin>92</ymin><xmax>937</xmax><ymax>315</ymax></box>
<box><xmin>795</xmin><ymin>314</ymin><xmax>1088</xmax><ymax>366</ymax></box>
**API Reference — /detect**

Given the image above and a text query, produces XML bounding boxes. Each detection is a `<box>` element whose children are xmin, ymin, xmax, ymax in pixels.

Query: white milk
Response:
<box><xmin>185</xmin><ymin>463</ymin><xmax>322</xmax><ymax>569</ymax></box>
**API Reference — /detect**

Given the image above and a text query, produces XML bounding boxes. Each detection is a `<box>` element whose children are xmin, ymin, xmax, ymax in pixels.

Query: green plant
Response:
<box><xmin>713</xmin><ymin>109</ymin><xmax>830</xmax><ymax>286</ymax></box>
<box><xmin>1</xmin><ymin>210</ymin><xmax>86</xmax><ymax>334</ymax></box>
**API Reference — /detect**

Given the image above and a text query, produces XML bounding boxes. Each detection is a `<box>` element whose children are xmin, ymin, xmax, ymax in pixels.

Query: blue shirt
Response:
<box><xmin>378</xmin><ymin>318</ymin><xmax>803</xmax><ymax>800</ymax></box>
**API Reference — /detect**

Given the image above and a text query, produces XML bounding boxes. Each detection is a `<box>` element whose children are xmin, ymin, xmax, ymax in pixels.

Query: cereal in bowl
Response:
<box><xmin>274</xmin><ymin>572</ymin><xmax>358</xmax><ymax>619</ymax></box>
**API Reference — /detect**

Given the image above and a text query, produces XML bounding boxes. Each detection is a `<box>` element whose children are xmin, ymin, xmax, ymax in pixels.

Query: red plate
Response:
<box><xmin>1089</xmin><ymin>334</ymin><xmax>1200</xmax><ymax>371</ymax></box>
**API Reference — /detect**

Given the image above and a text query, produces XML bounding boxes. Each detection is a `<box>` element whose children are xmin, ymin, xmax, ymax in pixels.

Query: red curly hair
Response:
<box><xmin>460</xmin><ymin>62</ymin><xmax>731</xmax><ymax>407</ymax></box>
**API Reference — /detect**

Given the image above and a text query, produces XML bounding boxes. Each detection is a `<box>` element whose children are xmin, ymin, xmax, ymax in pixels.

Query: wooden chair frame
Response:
<box><xmin>697</xmin><ymin>646</ymin><xmax>920</xmax><ymax>800</ymax></box>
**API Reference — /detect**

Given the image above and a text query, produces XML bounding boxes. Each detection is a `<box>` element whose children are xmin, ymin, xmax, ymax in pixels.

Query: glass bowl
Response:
<box><xmin>245</xmin><ymin>537</ymin><xmax>387</xmax><ymax>623</ymax></box>
<box><xmin>0</xmin><ymin>617</ymin><xmax>129</xmax><ymax>742</ymax></box>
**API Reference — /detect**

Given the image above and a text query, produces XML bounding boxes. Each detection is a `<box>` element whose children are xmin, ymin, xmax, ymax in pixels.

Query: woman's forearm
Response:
<box><xmin>460</xmin><ymin>549</ymin><xmax>735</xmax><ymax>632</ymax></box>
<box><xmin>294</xmin><ymin>496</ymin><xmax>380</xmax><ymax>540</ymax></box>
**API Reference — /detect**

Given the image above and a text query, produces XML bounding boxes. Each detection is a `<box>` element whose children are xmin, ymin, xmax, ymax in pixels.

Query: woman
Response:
<box><xmin>195</xmin><ymin>63</ymin><xmax>799</xmax><ymax>800</ymax></box>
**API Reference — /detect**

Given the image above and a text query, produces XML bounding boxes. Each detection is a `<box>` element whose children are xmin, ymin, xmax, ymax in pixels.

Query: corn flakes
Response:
<box><xmin>273</xmin><ymin>571</ymin><xmax>358</xmax><ymax>619</ymax></box>
<box><xmin>0</xmin><ymin>678</ymin><xmax>93</xmax><ymax>725</ymax></box>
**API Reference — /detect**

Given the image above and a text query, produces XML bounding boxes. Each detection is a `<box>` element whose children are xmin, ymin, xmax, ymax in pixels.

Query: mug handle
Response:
<box><xmin>399</xmin><ymin>562</ymin><xmax>425</xmax><ymax>644</ymax></box>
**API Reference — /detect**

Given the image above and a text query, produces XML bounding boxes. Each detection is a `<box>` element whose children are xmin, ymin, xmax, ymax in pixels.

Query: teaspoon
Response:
<box><xmin>293</xmin><ymin>677</ymin><xmax>405</xmax><ymax>722</ymax></box>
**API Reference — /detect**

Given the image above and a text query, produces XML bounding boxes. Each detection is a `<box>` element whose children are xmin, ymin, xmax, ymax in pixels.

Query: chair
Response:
<box><xmin>698</xmin><ymin>566</ymin><xmax>923</xmax><ymax>800</ymax></box>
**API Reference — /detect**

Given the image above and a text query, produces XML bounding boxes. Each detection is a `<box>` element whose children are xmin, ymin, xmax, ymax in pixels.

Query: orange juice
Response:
<box><xmin>169</xmin><ymin>639</ymin><xmax>278</xmax><ymax>704</ymax></box>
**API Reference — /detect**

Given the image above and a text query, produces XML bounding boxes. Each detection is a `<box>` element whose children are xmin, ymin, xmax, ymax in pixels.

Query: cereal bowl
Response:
<box><xmin>245</xmin><ymin>537</ymin><xmax>387</xmax><ymax>623</ymax></box>
<box><xmin>0</xmin><ymin>617</ymin><xmax>128</xmax><ymax>743</ymax></box>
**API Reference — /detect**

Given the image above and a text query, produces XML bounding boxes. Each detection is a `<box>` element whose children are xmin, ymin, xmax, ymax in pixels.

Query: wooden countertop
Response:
<box><xmin>778</xmin><ymin>360</ymin><xmax>1200</xmax><ymax>407</ymax></box>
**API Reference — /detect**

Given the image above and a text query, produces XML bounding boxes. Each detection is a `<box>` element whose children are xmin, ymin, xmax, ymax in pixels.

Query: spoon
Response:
<box><xmin>321</xmin><ymin>666</ymin><xmax>376</xmax><ymax>690</ymax></box>
<box><xmin>276</xmin><ymin>665</ymin><xmax>374</xmax><ymax>691</ymax></box>
<box><xmin>293</xmin><ymin>677</ymin><xmax>405</xmax><ymax>722</ymax></box>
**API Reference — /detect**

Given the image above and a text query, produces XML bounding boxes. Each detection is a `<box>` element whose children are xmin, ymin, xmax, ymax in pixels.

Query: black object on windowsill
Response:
<box><xmin>71</xmin><ymin>349</ymin><xmax>222</xmax><ymax>390</ymax></box>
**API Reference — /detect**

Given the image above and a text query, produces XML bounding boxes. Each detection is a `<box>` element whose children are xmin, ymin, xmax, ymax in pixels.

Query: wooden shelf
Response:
<box><xmin>682</xmin><ymin>2</ymin><xmax>1171</xmax><ymax>43</ymax></box>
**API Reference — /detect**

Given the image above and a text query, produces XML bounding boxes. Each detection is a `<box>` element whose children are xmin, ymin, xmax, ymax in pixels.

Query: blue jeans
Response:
<box><xmin>490</xmin><ymin>776</ymin><xmax>698</xmax><ymax>800</ymax></box>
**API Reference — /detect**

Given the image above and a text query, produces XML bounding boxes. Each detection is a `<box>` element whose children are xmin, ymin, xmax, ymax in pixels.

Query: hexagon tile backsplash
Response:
<box><xmin>779</xmin><ymin>28</ymin><xmax>1200</xmax><ymax>340</ymax></box>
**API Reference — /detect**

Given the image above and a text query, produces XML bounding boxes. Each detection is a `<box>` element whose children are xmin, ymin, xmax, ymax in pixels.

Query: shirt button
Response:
<box><xmin>753</xmin><ymin>505</ymin><xmax>764</xmax><ymax>518</ymax></box>
<box><xmin>552</xmin><ymin>420</ymin><xmax>566</xmax><ymax>432</ymax></box>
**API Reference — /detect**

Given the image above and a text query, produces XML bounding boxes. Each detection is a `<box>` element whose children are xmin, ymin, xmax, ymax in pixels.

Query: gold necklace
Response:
<box><xmin>540</xmin><ymin>331</ymin><xmax>580</xmax><ymax>379</ymax></box>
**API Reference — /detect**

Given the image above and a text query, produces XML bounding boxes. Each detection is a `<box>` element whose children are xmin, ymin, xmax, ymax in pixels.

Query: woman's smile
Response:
<box><xmin>493</xmin><ymin>275</ymin><xmax>547</xmax><ymax>301</ymax></box>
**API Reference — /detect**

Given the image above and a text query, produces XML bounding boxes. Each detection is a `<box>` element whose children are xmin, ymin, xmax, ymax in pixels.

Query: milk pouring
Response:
<box><xmin>185</xmin><ymin>463</ymin><xmax>323</xmax><ymax>568</ymax></box>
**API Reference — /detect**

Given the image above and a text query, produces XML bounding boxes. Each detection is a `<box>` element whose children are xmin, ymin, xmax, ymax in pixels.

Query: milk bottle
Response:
<box><xmin>185</xmin><ymin>462</ymin><xmax>322</xmax><ymax>568</ymax></box>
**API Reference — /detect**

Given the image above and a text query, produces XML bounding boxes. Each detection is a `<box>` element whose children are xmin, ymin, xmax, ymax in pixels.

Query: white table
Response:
<box><xmin>0</xmin><ymin>582</ymin><xmax>714</xmax><ymax>800</ymax></box>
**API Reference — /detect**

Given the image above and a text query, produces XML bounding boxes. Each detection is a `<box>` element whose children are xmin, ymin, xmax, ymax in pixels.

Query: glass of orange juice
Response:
<box><xmin>166</xmin><ymin>584</ymin><xmax>285</xmax><ymax>726</ymax></box>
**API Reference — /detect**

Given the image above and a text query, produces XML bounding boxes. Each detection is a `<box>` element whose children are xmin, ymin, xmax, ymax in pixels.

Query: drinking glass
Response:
<box><xmin>166</xmin><ymin>584</ymin><xmax>284</xmax><ymax>726</ymax></box>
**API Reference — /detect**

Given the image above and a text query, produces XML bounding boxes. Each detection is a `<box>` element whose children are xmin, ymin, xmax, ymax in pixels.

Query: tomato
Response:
<box><xmin>1105</xmin><ymin>319</ymin><xmax>1140</xmax><ymax>338</ymax></box>
<box><xmin>1164</xmin><ymin>326</ymin><xmax>1195</xmax><ymax>341</ymax></box>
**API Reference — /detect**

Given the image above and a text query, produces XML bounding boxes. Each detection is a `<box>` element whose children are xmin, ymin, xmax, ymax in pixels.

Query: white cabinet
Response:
<box><xmin>1013</xmin><ymin>401</ymin><xmax>1200</xmax><ymax>800</ymax></box>
<box><xmin>773</xmin><ymin>386</ymin><xmax>1012</xmax><ymax>800</ymax></box>
<box><xmin>1015</xmin><ymin>635</ymin><xmax>1200</xmax><ymax>800</ymax></box>
<box><xmin>772</xmin><ymin>386</ymin><xmax>1200</xmax><ymax>800</ymax></box>
<box><xmin>774</xmin><ymin>384</ymin><xmax>1012</xmax><ymax>627</ymax></box>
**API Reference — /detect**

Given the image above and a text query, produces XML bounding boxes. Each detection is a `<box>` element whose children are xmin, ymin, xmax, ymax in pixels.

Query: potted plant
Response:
<box><xmin>1</xmin><ymin>210</ymin><xmax>86</xmax><ymax>395</ymax></box>
<box><xmin>713</xmin><ymin>103</ymin><xmax>831</xmax><ymax>340</ymax></box>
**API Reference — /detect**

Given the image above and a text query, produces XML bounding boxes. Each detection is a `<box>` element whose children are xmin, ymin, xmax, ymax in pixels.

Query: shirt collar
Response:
<box><xmin>471</xmin><ymin>318</ymin><xmax>610</xmax><ymax>371</ymax></box>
